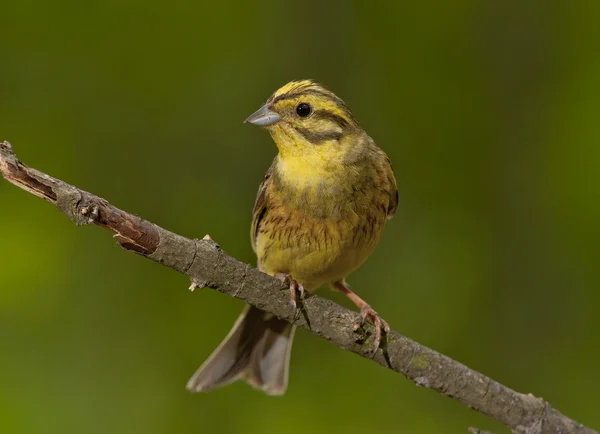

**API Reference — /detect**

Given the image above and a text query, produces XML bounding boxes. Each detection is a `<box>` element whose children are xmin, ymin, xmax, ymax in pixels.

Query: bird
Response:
<box><xmin>186</xmin><ymin>80</ymin><xmax>398</xmax><ymax>396</ymax></box>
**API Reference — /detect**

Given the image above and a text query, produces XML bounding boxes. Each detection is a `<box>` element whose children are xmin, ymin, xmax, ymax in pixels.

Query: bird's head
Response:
<box><xmin>245</xmin><ymin>80</ymin><xmax>361</xmax><ymax>159</ymax></box>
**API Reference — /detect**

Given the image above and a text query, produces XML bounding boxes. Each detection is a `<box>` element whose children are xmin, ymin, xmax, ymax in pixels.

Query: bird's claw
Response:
<box><xmin>358</xmin><ymin>305</ymin><xmax>390</xmax><ymax>349</ymax></box>
<box><xmin>275</xmin><ymin>273</ymin><xmax>305</xmax><ymax>316</ymax></box>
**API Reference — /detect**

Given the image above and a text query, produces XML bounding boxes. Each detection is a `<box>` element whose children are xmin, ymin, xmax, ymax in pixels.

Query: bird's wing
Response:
<box><xmin>251</xmin><ymin>157</ymin><xmax>277</xmax><ymax>253</ymax></box>
<box><xmin>385</xmin><ymin>156</ymin><xmax>399</xmax><ymax>220</ymax></box>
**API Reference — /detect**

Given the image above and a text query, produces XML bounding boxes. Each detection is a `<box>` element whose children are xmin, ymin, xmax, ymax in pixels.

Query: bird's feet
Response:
<box><xmin>275</xmin><ymin>273</ymin><xmax>305</xmax><ymax>316</ymax></box>
<box><xmin>357</xmin><ymin>304</ymin><xmax>390</xmax><ymax>349</ymax></box>
<box><xmin>333</xmin><ymin>281</ymin><xmax>390</xmax><ymax>349</ymax></box>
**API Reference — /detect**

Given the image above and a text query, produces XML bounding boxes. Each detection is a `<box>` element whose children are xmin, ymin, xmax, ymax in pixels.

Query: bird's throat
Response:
<box><xmin>273</xmin><ymin>154</ymin><xmax>359</xmax><ymax>219</ymax></box>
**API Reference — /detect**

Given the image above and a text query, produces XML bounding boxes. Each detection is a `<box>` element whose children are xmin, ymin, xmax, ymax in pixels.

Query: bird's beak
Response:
<box><xmin>244</xmin><ymin>103</ymin><xmax>281</xmax><ymax>126</ymax></box>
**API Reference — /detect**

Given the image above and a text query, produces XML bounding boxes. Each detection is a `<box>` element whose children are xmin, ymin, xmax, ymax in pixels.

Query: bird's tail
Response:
<box><xmin>186</xmin><ymin>305</ymin><xmax>295</xmax><ymax>396</ymax></box>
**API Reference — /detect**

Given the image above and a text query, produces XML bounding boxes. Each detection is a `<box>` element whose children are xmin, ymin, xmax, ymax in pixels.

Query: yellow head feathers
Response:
<box><xmin>267</xmin><ymin>79</ymin><xmax>357</xmax><ymax>130</ymax></box>
<box><xmin>245</xmin><ymin>80</ymin><xmax>362</xmax><ymax>159</ymax></box>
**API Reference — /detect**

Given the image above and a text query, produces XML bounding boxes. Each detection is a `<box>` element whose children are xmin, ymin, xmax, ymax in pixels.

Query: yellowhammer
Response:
<box><xmin>187</xmin><ymin>80</ymin><xmax>398</xmax><ymax>395</ymax></box>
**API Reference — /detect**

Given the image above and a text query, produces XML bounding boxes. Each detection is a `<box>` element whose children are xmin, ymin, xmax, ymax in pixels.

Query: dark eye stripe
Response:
<box><xmin>312</xmin><ymin>110</ymin><xmax>349</xmax><ymax>129</ymax></box>
<box><xmin>295</xmin><ymin>127</ymin><xmax>343</xmax><ymax>144</ymax></box>
<box><xmin>269</xmin><ymin>87</ymin><xmax>357</xmax><ymax>127</ymax></box>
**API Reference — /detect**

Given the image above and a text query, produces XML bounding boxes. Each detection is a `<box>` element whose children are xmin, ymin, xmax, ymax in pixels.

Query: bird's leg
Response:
<box><xmin>275</xmin><ymin>273</ymin><xmax>305</xmax><ymax>316</ymax></box>
<box><xmin>333</xmin><ymin>281</ymin><xmax>390</xmax><ymax>348</ymax></box>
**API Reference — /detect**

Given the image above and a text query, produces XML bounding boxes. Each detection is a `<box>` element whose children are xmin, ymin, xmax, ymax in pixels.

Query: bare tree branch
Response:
<box><xmin>0</xmin><ymin>140</ymin><xmax>595</xmax><ymax>434</ymax></box>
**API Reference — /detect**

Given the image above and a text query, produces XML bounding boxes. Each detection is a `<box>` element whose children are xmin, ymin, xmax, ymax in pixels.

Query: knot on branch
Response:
<box><xmin>56</xmin><ymin>188</ymin><xmax>84</xmax><ymax>224</ymax></box>
<box><xmin>514</xmin><ymin>396</ymin><xmax>550</xmax><ymax>434</ymax></box>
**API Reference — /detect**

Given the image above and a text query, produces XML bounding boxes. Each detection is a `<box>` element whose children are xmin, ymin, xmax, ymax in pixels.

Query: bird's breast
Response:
<box><xmin>255</xmin><ymin>176</ymin><xmax>388</xmax><ymax>290</ymax></box>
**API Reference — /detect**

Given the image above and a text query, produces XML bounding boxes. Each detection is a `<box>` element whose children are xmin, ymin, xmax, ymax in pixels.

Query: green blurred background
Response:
<box><xmin>1</xmin><ymin>1</ymin><xmax>599</xmax><ymax>433</ymax></box>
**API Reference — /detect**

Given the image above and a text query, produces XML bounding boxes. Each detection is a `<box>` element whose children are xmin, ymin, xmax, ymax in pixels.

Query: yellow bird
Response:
<box><xmin>187</xmin><ymin>80</ymin><xmax>398</xmax><ymax>395</ymax></box>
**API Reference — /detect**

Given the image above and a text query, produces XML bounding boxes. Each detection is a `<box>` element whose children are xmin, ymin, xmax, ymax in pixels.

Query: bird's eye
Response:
<box><xmin>296</xmin><ymin>103</ymin><xmax>312</xmax><ymax>117</ymax></box>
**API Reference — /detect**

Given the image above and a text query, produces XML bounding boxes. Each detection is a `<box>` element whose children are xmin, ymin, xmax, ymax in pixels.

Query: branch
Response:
<box><xmin>0</xmin><ymin>140</ymin><xmax>595</xmax><ymax>434</ymax></box>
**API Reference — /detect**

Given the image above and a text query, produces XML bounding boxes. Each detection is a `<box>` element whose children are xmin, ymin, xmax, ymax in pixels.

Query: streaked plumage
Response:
<box><xmin>187</xmin><ymin>80</ymin><xmax>398</xmax><ymax>395</ymax></box>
